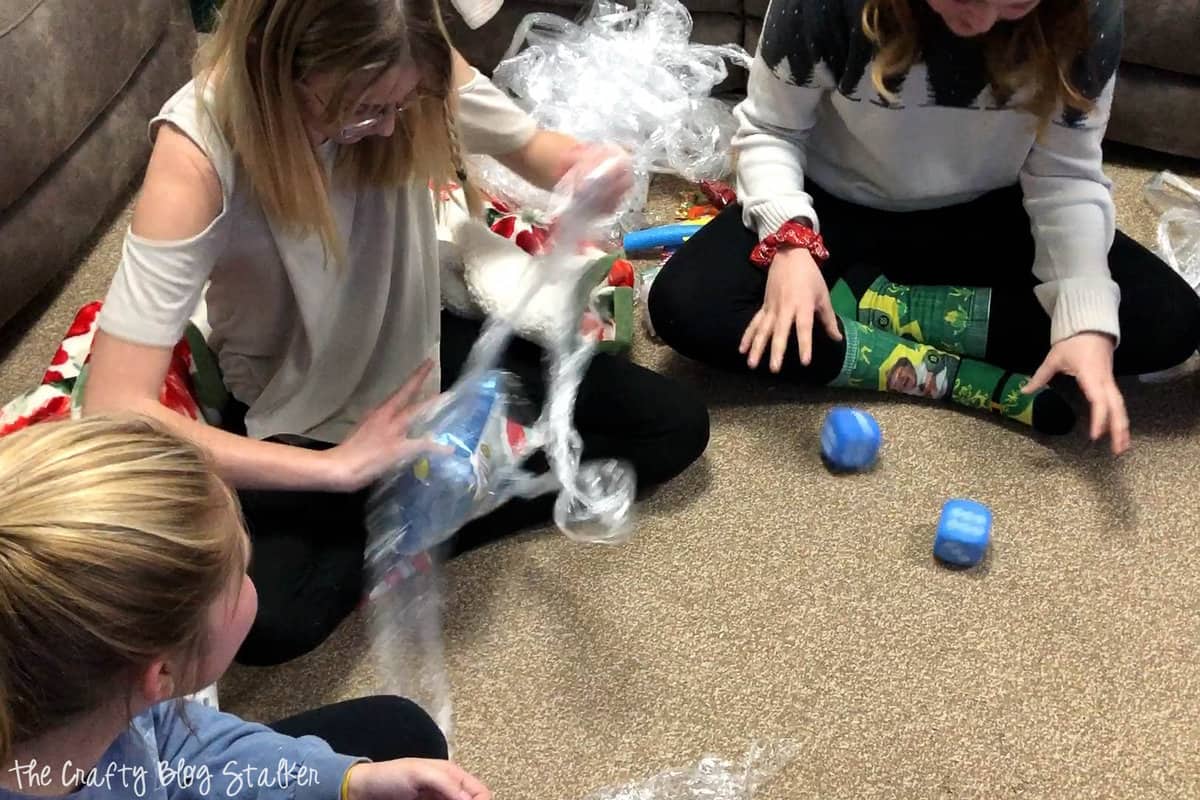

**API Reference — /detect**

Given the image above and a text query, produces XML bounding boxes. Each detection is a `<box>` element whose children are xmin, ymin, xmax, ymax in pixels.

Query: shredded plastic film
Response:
<box><xmin>583</xmin><ymin>740</ymin><xmax>800</xmax><ymax>800</ymax></box>
<box><xmin>480</xmin><ymin>0</ymin><xmax>750</xmax><ymax>228</ymax></box>
<box><xmin>1144</xmin><ymin>171</ymin><xmax>1200</xmax><ymax>291</ymax></box>
<box><xmin>363</xmin><ymin>159</ymin><xmax>638</xmax><ymax>742</ymax></box>
<box><xmin>366</xmin><ymin>555</ymin><xmax>456</xmax><ymax>745</ymax></box>
<box><xmin>365</xmin><ymin>155</ymin><xmax>638</xmax><ymax>558</ymax></box>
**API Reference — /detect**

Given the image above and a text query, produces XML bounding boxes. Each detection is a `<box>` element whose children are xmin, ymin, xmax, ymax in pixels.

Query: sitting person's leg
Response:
<box><xmin>648</xmin><ymin>199</ymin><xmax>1074</xmax><ymax>433</ymax></box>
<box><xmin>233</xmin><ymin>481</ymin><xmax>368</xmax><ymax>667</ymax></box>
<box><xmin>976</xmin><ymin>231</ymin><xmax>1200</xmax><ymax>376</ymax></box>
<box><xmin>270</xmin><ymin>695</ymin><xmax>448</xmax><ymax>761</ymax></box>
<box><xmin>220</xmin><ymin>404</ymin><xmax>368</xmax><ymax>667</ymax></box>
<box><xmin>440</xmin><ymin>309</ymin><xmax>709</xmax><ymax>554</ymax></box>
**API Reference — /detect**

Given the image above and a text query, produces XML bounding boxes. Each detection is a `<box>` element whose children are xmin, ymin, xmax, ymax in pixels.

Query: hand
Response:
<box><xmin>559</xmin><ymin>142</ymin><xmax>633</xmax><ymax>215</ymax></box>
<box><xmin>346</xmin><ymin>759</ymin><xmax>491</xmax><ymax>800</ymax></box>
<box><xmin>321</xmin><ymin>359</ymin><xmax>449</xmax><ymax>491</ymax></box>
<box><xmin>1022</xmin><ymin>332</ymin><xmax>1129</xmax><ymax>454</ymax></box>
<box><xmin>739</xmin><ymin>246</ymin><xmax>842</xmax><ymax>372</ymax></box>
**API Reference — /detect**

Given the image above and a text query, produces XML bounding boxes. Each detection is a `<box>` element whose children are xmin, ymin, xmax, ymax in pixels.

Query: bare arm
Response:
<box><xmin>85</xmin><ymin>126</ymin><xmax>347</xmax><ymax>492</ymax></box>
<box><xmin>85</xmin><ymin>333</ymin><xmax>339</xmax><ymax>490</ymax></box>
<box><xmin>450</xmin><ymin>49</ymin><xmax>579</xmax><ymax>191</ymax></box>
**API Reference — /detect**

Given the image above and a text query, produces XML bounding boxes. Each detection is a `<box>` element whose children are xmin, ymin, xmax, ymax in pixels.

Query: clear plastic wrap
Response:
<box><xmin>363</xmin><ymin>158</ymin><xmax>639</xmax><ymax>744</ymax></box>
<box><xmin>365</xmin><ymin>155</ymin><xmax>637</xmax><ymax>557</ymax></box>
<box><xmin>1144</xmin><ymin>171</ymin><xmax>1200</xmax><ymax>291</ymax></box>
<box><xmin>481</xmin><ymin>0</ymin><xmax>749</xmax><ymax>227</ymax></box>
<box><xmin>367</xmin><ymin>555</ymin><xmax>456</xmax><ymax>745</ymax></box>
<box><xmin>583</xmin><ymin>740</ymin><xmax>799</xmax><ymax>800</ymax></box>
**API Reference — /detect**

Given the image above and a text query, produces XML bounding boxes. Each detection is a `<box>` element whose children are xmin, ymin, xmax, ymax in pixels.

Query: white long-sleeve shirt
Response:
<box><xmin>734</xmin><ymin>0</ymin><xmax>1124</xmax><ymax>344</ymax></box>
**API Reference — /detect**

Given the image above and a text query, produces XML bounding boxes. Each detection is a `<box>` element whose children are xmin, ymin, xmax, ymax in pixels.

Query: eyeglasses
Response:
<box><xmin>335</xmin><ymin>101</ymin><xmax>411</xmax><ymax>141</ymax></box>
<box><xmin>301</xmin><ymin>83</ymin><xmax>429</xmax><ymax>143</ymax></box>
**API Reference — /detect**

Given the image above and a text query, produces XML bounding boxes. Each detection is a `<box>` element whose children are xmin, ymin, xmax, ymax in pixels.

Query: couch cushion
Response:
<box><xmin>0</xmin><ymin>0</ymin><xmax>172</xmax><ymax>212</ymax></box>
<box><xmin>745</xmin><ymin>0</ymin><xmax>769</xmax><ymax>18</ymax></box>
<box><xmin>1122</xmin><ymin>0</ymin><xmax>1200</xmax><ymax>77</ymax></box>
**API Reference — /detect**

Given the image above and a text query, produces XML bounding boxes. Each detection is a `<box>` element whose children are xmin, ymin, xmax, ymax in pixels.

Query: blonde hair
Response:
<box><xmin>196</xmin><ymin>0</ymin><xmax>472</xmax><ymax>261</ymax></box>
<box><xmin>0</xmin><ymin>418</ymin><xmax>246</xmax><ymax>762</ymax></box>
<box><xmin>862</xmin><ymin>0</ymin><xmax>1092</xmax><ymax>122</ymax></box>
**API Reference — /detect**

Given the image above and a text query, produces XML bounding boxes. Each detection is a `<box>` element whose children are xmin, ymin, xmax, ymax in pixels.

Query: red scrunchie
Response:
<box><xmin>750</xmin><ymin>220</ymin><xmax>830</xmax><ymax>269</ymax></box>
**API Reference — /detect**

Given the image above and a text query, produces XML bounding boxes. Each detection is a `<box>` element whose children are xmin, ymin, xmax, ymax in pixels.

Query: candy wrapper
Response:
<box><xmin>583</xmin><ymin>740</ymin><xmax>799</xmax><ymax>800</ymax></box>
<box><xmin>478</xmin><ymin>0</ymin><xmax>750</xmax><ymax>231</ymax></box>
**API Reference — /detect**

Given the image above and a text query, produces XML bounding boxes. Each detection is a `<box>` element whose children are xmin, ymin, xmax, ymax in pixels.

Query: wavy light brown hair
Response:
<box><xmin>0</xmin><ymin>418</ymin><xmax>246</xmax><ymax>763</ymax></box>
<box><xmin>196</xmin><ymin>0</ymin><xmax>469</xmax><ymax>260</ymax></box>
<box><xmin>862</xmin><ymin>0</ymin><xmax>1093</xmax><ymax>121</ymax></box>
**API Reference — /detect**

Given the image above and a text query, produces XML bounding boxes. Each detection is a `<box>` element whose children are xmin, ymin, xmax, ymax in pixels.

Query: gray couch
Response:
<box><xmin>0</xmin><ymin>0</ymin><xmax>196</xmax><ymax>329</ymax></box>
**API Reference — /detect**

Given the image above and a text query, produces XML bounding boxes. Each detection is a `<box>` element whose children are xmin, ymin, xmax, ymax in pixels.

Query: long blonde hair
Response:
<box><xmin>862</xmin><ymin>0</ymin><xmax>1092</xmax><ymax>121</ymax></box>
<box><xmin>196</xmin><ymin>0</ymin><xmax>469</xmax><ymax>260</ymax></box>
<box><xmin>0</xmin><ymin>418</ymin><xmax>246</xmax><ymax>762</ymax></box>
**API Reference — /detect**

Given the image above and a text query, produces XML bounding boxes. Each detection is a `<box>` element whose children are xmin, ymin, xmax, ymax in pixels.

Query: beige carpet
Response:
<box><xmin>2</xmin><ymin>149</ymin><xmax>1199</xmax><ymax>799</ymax></box>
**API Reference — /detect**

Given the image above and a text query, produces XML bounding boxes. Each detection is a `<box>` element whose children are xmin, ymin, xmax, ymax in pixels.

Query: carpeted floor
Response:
<box><xmin>2</xmin><ymin>149</ymin><xmax>1199</xmax><ymax>799</ymax></box>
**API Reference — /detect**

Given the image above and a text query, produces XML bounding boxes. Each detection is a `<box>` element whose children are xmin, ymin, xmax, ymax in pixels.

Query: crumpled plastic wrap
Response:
<box><xmin>365</xmin><ymin>156</ymin><xmax>637</xmax><ymax>559</ymax></box>
<box><xmin>367</xmin><ymin>554</ymin><xmax>456</xmax><ymax>745</ymax></box>
<box><xmin>1144</xmin><ymin>171</ymin><xmax>1200</xmax><ymax>291</ymax></box>
<box><xmin>363</xmin><ymin>158</ymin><xmax>638</xmax><ymax>746</ymax></box>
<box><xmin>480</xmin><ymin>0</ymin><xmax>750</xmax><ymax>229</ymax></box>
<box><xmin>583</xmin><ymin>740</ymin><xmax>799</xmax><ymax>800</ymax></box>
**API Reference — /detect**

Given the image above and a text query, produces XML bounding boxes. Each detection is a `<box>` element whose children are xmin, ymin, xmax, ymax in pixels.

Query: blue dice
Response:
<box><xmin>820</xmin><ymin>407</ymin><xmax>882</xmax><ymax>472</ymax></box>
<box><xmin>934</xmin><ymin>499</ymin><xmax>992</xmax><ymax>567</ymax></box>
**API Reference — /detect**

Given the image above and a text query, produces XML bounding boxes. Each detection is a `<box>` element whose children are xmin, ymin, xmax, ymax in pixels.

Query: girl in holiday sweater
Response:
<box><xmin>83</xmin><ymin>0</ymin><xmax>710</xmax><ymax>667</ymax></box>
<box><xmin>648</xmin><ymin>0</ymin><xmax>1199</xmax><ymax>453</ymax></box>
<box><xmin>0</xmin><ymin>417</ymin><xmax>488</xmax><ymax>800</ymax></box>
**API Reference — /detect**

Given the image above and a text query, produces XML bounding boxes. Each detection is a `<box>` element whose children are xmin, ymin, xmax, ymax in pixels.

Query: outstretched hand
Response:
<box><xmin>346</xmin><ymin>759</ymin><xmax>491</xmax><ymax>800</ymax></box>
<box><xmin>558</xmin><ymin>142</ymin><xmax>634</xmax><ymax>215</ymax></box>
<box><xmin>739</xmin><ymin>246</ymin><xmax>842</xmax><ymax>372</ymax></box>
<box><xmin>1022</xmin><ymin>332</ymin><xmax>1129</xmax><ymax>454</ymax></box>
<box><xmin>321</xmin><ymin>359</ymin><xmax>451</xmax><ymax>492</ymax></box>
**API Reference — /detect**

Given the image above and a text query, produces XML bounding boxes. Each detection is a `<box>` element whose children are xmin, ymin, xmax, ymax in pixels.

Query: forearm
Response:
<box><xmin>85</xmin><ymin>395</ymin><xmax>336</xmax><ymax>492</ymax></box>
<box><xmin>494</xmin><ymin>129</ymin><xmax>577</xmax><ymax>191</ymax></box>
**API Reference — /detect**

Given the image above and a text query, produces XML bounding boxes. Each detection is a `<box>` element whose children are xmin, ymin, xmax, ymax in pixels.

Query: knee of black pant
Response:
<box><xmin>644</xmin><ymin>385</ymin><xmax>711</xmax><ymax>487</ymax></box>
<box><xmin>1163</xmin><ymin>299</ymin><xmax>1200</xmax><ymax>367</ymax></box>
<box><xmin>356</xmin><ymin>696</ymin><xmax>449</xmax><ymax>761</ymax></box>
<box><xmin>646</xmin><ymin>260</ymin><xmax>687</xmax><ymax>342</ymax></box>
<box><xmin>235</xmin><ymin>604</ymin><xmax>354</xmax><ymax>667</ymax></box>
<box><xmin>1119</xmin><ymin>293</ymin><xmax>1200</xmax><ymax>375</ymax></box>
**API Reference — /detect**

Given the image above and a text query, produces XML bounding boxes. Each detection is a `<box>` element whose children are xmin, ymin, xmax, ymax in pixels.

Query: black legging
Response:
<box><xmin>233</xmin><ymin>310</ymin><xmax>710</xmax><ymax>666</ymax></box>
<box><xmin>648</xmin><ymin>183</ymin><xmax>1200</xmax><ymax>382</ymax></box>
<box><xmin>270</xmin><ymin>695</ymin><xmax>447</xmax><ymax>761</ymax></box>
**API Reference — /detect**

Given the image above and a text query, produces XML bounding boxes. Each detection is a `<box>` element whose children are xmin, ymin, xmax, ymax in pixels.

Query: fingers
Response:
<box><xmin>1074</xmin><ymin>370</ymin><xmax>1116</xmax><ymax>447</ymax></box>
<box><xmin>771</xmin><ymin>304</ymin><xmax>798</xmax><ymax>372</ymax></box>
<box><xmin>816</xmin><ymin>295</ymin><xmax>843</xmax><ymax>343</ymax></box>
<box><xmin>1108</xmin><ymin>384</ymin><xmax>1131</xmax><ymax>454</ymax></box>
<box><xmin>1021</xmin><ymin>357</ymin><xmax>1058</xmax><ymax>395</ymax></box>
<box><xmin>414</xmin><ymin>761</ymin><xmax>491</xmax><ymax>800</ymax></box>
<box><xmin>793</xmin><ymin>301</ymin><xmax>814</xmax><ymax>367</ymax></box>
<box><xmin>410</xmin><ymin>762</ymin><xmax>475</xmax><ymax>800</ymax></box>
<box><xmin>747</xmin><ymin>310</ymin><xmax>774</xmax><ymax>370</ymax></box>
<box><xmin>739</xmin><ymin>310</ymin><xmax>764</xmax><ymax>357</ymax></box>
<box><xmin>385</xmin><ymin>359</ymin><xmax>435</xmax><ymax>413</ymax></box>
<box><xmin>399</xmin><ymin>435</ymin><xmax>455</xmax><ymax>461</ymax></box>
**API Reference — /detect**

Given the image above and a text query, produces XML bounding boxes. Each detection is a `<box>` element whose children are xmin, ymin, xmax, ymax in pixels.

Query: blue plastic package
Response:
<box><xmin>364</xmin><ymin>370</ymin><xmax>532</xmax><ymax>562</ymax></box>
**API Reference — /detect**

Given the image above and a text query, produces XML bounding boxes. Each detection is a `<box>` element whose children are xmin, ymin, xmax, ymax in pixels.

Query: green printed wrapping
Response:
<box><xmin>858</xmin><ymin>277</ymin><xmax>992</xmax><ymax>358</ymax></box>
<box><xmin>829</xmin><ymin>319</ymin><xmax>961</xmax><ymax>401</ymax></box>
